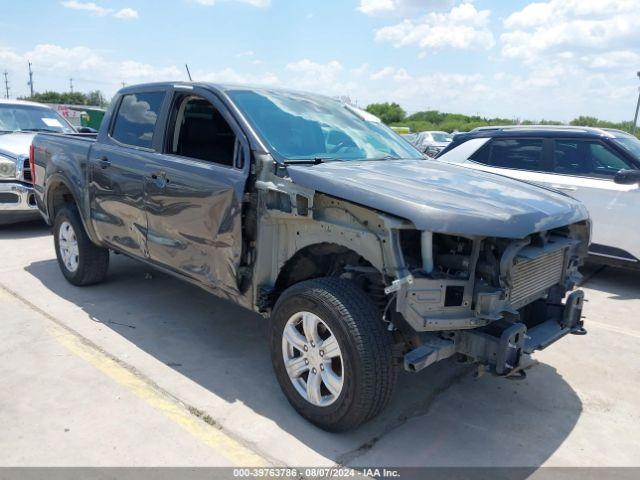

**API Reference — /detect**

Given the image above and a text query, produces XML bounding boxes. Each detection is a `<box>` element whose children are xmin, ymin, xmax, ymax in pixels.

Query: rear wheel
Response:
<box><xmin>53</xmin><ymin>205</ymin><xmax>109</xmax><ymax>286</ymax></box>
<box><xmin>270</xmin><ymin>277</ymin><xmax>397</xmax><ymax>431</ymax></box>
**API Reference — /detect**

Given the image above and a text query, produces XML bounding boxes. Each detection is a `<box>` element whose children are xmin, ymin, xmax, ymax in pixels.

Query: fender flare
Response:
<box><xmin>45</xmin><ymin>174</ymin><xmax>102</xmax><ymax>246</ymax></box>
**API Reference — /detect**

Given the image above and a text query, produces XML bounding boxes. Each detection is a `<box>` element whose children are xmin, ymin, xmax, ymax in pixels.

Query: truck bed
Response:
<box><xmin>32</xmin><ymin>132</ymin><xmax>98</xmax><ymax>223</ymax></box>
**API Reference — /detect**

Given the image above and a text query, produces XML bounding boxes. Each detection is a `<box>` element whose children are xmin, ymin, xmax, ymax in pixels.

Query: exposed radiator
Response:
<box><xmin>509</xmin><ymin>248</ymin><xmax>566</xmax><ymax>309</ymax></box>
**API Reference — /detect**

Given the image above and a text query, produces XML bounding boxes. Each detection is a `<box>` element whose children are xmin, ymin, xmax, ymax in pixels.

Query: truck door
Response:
<box><xmin>90</xmin><ymin>90</ymin><xmax>167</xmax><ymax>259</ymax></box>
<box><xmin>143</xmin><ymin>88</ymin><xmax>250</xmax><ymax>296</ymax></box>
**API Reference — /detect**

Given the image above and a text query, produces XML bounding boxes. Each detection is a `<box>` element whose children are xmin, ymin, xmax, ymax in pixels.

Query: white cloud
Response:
<box><xmin>284</xmin><ymin>59</ymin><xmax>361</xmax><ymax>97</ymax></box>
<box><xmin>236</xmin><ymin>50</ymin><xmax>255</xmax><ymax>57</ymax></box>
<box><xmin>358</xmin><ymin>0</ymin><xmax>395</xmax><ymax>15</ymax></box>
<box><xmin>194</xmin><ymin>0</ymin><xmax>271</xmax><ymax>7</ymax></box>
<box><xmin>196</xmin><ymin>67</ymin><xmax>279</xmax><ymax>86</ymax></box>
<box><xmin>370</xmin><ymin>66</ymin><xmax>395</xmax><ymax>80</ymax></box>
<box><xmin>374</xmin><ymin>3</ymin><xmax>494</xmax><ymax>50</ymax></box>
<box><xmin>61</xmin><ymin>1</ymin><xmax>110</xmax><ymax>16</ymax></box>
<box><xmin>583</xmin><ymin>50</ymin><xmax>640</xmax><ymax>69</ymax></box>
<box><xmin>61</xmin><ymin>1</ymin><xmax>139</xmax><ymax>20</ymax></box>
<box><xmin>286</xmin><ymin>59</ymin><xmax>343</xmax><ymax>84</ymax></box>
<box><xmin>357</xmin><ymin>0</ymin><xmax>457</xmax><ymax>16</ymax></box>
<box><xmin>501</xmin><ymin>0</ymin><xmax>640</xmax><ymax>62</ymax></box>
<box><xmin>113</xmin><ymin>8</ymin><xmax>139</xmax><ymax>20</ymax></box>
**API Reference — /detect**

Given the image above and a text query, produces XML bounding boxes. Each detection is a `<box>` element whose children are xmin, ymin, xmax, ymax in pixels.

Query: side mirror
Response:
<box><xmin>614</xmin><ymin>169</ymin><xmax>640</xmax><ymax>185</ymax></box>
<box><xmin>77</xmin><ymin>127</ymin><xmax>97</xmax><ymax>134</ymax></box>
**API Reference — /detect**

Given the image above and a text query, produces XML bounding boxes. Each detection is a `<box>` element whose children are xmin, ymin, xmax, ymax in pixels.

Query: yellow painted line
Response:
<box><xmin>587</xmin><ymin>319</ymin><xmax>640</xmax><ymax>340</ymax></box>
<box><xmin>0</xmin><ymin>286</ymin><xmax>269</xmax><ymax>467</ymax></box>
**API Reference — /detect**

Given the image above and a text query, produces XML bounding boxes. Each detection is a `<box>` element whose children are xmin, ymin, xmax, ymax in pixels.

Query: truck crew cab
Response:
<box><xmin>32</xmin><ymin>82</ymin><xmax>590</xmax><ymax>431</ymax></box>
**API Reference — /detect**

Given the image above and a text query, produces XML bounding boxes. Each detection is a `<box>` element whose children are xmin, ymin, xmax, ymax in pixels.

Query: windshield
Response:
<box><xmin>227</xmin><ymin>89</ymin><xmax>423</xmax><ymax>162</ymax></box>
<box><xmin>0</xmin><ymin>104</ymin><xmax>75</xmax><ymax>134</ymax></box>
<box><xmin>436</xmin><ymin>137</ymin><xmax>491</xmax><ymax>164</ymax></box>
<box><xmin>613</xmin><ymin>136</ymin><xmax>640</xmax><ymax>159</ymax></box>
<box><xmin>431</xmin><ymin>132</ymin><xmax>453</xmax><ymax>143</ymax></box>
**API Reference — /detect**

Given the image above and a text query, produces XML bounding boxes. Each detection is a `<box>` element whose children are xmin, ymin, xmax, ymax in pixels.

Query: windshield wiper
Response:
<box><xmin>18</xmin><ymin>128</ymin><xmax>60</xmax><ymax>133</ymax></box>
<box><xmin>284</xmin><ymin>157</ymin><xmax>332</xmax><ymax>165</ymax></box>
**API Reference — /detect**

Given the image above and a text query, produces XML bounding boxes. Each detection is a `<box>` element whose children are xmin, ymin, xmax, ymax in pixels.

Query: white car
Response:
<box><xmin>404</xmin><ymin>130</ymin><xmax>453</xmax><ymax>157</ymax></box>
<box><xmin>0</xmin><ymin>99</ymin><xmax>78</xmax><ymax>224</ymax></box>
<box><xmin>437</xmin><ymin>126</ymin><xmax>640</xmax><ymax>269</ymax></box>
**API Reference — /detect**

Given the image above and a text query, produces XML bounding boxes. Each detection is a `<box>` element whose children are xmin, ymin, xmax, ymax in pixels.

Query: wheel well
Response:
<box><xmin>274</xmin><ymin>243</ymin><xmax>387</xmax><ymax>310</ymax></box>
<box><xmin>48</xmin><ymin>181</ymin><xmax>76</xmax><ymax>219</ymax></box>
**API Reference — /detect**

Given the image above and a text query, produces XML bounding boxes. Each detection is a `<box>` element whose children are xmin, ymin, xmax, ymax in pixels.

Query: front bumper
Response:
<box><xmin>404</xmin><ymin>290</ymin><xmax>586</xmax><ymax>376</ymax></box>
<box><xmin>0</xmin><ymin>181</ymin><xmax>40</xmax><ymax>223</ymax></box>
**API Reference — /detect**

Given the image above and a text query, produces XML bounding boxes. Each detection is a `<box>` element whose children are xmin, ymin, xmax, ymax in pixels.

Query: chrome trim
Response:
<box><xmin>589</xmin><ymin>251</ymin><xmax>639</xmax><ymax>262</ymax></box>
<box><xmin>0</xmin><ymin>182</ymin><xmax>38</xmax><ymax>212</ymax></box>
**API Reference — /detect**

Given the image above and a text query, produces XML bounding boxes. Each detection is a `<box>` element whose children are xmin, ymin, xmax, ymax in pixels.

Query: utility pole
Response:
<box><xmin>633</xmin><ymin>71</ymin><xmax>640</xmax><ymax>136</ymax></box>
<box><xmin>69</xmin><ymin>77</ymin><xmax>74</xmax><ymax>93</ymax></box>
<box><xmin>121</xmin><ymin>81</ymin><xmax>126</xmax><ymax>88</ymax></box>
<box><xmin>3</xmin><ymin>71</ymin><xmax>9</xmax><ymax>99</ymax></box>
<box><xmin>27</xmin><ymin>61</ymin><xmax>34</xmax><ymax>98</ymax></box>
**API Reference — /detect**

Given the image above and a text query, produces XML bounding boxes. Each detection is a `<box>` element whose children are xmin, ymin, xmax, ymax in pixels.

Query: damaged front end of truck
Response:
<box><xmin>391</xmin><ymin>224</ymin><xmax>589</xmax><ymax>377</ymax></box>
<box><xmin>248</xmin><ymin>152</ymin><xmax>590</xmax><ymax>379</ymax></box>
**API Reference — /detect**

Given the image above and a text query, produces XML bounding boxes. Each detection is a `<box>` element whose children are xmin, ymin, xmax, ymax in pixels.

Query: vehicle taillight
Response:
<box><xmin>29</xmin><ymin>144</ymin><xmax>35</xmax><ymax>184</ymax></box>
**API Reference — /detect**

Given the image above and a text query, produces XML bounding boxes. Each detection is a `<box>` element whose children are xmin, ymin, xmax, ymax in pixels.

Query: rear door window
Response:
<box><xmin>553</xmin><ymin>139</ymin><xmax>633</xmax><ymax>177</ymax></box>
<box><xmin>111</xmin><ymin>92</ymin><xmax>165</xmax><ymax>149</ymax></box>
<box><xmin>470</xmin><ymin>138</ymin><xmax>545</xmax><ymax>171</ymax></box>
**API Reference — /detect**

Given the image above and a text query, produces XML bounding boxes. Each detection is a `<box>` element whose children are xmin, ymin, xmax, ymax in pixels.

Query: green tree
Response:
<box><xmin>86</xmin><ymin>90</ymin><xmax>108</xmax><ymax>107</ymax></box>
<box><xmin>365</xmin><ymin>102</ymin><xmax>406</xmax><ymax>124</ymax></box>
<box><xmin>19</xmin><ymin>90</ymin><xmax>109</xmax><ymax>107</ymax></box>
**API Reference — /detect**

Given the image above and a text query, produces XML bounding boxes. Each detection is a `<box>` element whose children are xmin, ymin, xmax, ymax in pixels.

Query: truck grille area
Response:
<box><xmin>509</xmin><ymin>248</ymin><xmax>566</xmax><ymax>309</ymax></box>
<box><xmin>22</xmin><ymin>159</ymin><xmax>32</xmax><ymax>183</ymax></box>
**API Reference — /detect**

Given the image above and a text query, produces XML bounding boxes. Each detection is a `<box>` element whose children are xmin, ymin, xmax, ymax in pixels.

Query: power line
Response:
<box><xmin>27</xmin><ymin>61</ymin><xmax>34</xmax><ymax>97</ymax></box>
<box><xmin>3</xmin><ymin>71</ymin><xmax>9</xmax><ymax>99</ymax></box>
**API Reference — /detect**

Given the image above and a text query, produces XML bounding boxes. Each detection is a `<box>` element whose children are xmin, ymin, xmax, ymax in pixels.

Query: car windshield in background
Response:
<box><xmin>613</xmin><ymin>136</ymin><xmax>640</xmax><ymax>159</ymax></box>
<box><xmin>432</xmin><ymin>132</ymin><xmax>453</xmax><ymax>142</ymax></box>
<box><xmin>227</xmin><ymin>89</ymin><xmax>422</xmax><ymax>162</ymax></box>
<box><xmin>436</xmin><ymin>137</ymin><xmax>491</xmax><ymax>164</ymax></box>
<box><xmin>0</xmin><ymin>104</ymin><xmax>75</xmax><ymax>134</ymax></box>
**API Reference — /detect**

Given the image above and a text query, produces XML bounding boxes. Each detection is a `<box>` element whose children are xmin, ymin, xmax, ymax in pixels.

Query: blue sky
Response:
<box><xmin>1</xmin><ymin>0</ymin><xmax>639</xmax><ymax>121</ymax></box>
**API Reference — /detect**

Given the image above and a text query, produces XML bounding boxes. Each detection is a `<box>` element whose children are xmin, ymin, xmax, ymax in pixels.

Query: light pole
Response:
<box><xmin>633</xmin><ymin>71</ymin><xmax>640</xmax><ymax>136</ymax></box>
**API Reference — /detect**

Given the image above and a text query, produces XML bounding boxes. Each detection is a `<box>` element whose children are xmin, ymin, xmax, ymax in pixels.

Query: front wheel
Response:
<box><xmin>270</xmin><ymin>278</ymin><xmax>397</xmax><ymax>431</ymax></box>
<box><xmin>53</xmin><ymin>205</ymin><xmax>109</xmax><ymax>286</ymax></box>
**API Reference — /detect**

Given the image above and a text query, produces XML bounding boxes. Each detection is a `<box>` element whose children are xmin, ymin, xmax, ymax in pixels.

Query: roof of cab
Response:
<box><xmin>115</xmin><ymin>81</ymin><xmax>339</xmax><ymax>99</ymax></box>
<box><xmin>465</xmin><ymin>124</ymin><xmax>629</xmax><ymax>139</ymax></box>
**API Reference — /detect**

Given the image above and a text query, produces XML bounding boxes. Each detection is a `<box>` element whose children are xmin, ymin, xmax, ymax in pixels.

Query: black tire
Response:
<box><xmin>270</xmin><ymin>277</ymin><xmax>397</xmax><ymax>432</ymax></box>
<box><xmin>53</xmin><ymin>205</ymin><xmax>109</xmax><ymax>286</ymax></box>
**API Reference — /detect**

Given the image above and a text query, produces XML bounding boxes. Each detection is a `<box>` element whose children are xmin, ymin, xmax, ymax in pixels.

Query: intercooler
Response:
<box><xmin>509</xmin><ymin>247</ymin><xmax>566</xmax><ymax>309</ymax></box>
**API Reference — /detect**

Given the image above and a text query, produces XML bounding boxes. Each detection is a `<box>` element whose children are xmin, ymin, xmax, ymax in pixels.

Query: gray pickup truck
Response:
<box><xmin>33</xmin><ymin>82</ymin><xmax>590</xmax><ymax>431</ymax></box>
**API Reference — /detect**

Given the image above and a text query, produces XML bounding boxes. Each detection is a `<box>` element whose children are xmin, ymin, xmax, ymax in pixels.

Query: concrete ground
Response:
<box><xmin>1</xmin><ymin>220</ymin><xmax>639</xmax><ymax>468</ymax></box>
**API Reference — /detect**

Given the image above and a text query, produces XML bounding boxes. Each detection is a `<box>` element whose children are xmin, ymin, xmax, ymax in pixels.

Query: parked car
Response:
<box><xmin>404</xmin><ymin>130</ymin><xmax>453</xmax><ymax>157</ymax></box>
<box><xmin>33</xmin><ymin>83</ymin><xmax>589</xmax><ymax>431</ymax></box>
<box><xmin>438</xmin><ymin>126</ymin><xmax>640</xmax><ymax>269</ymax></box>
<box><xmin>0</xmin><ymin>99</ymin><xmax>80</xmax><ymax>224</ymax></box>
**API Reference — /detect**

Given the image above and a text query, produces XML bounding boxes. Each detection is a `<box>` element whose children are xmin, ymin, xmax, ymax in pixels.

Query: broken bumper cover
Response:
<box><xmin>404</xmin><ymin>290</ymin><xmax>586</xmax><ymax>376</ymax></box>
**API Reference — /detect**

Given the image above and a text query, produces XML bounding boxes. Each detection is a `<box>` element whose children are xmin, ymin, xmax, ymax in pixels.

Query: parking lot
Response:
<box><xmin>1</xmin><ymin>220</ymin><xmax>639</xmax><ymax>468</ymax></box>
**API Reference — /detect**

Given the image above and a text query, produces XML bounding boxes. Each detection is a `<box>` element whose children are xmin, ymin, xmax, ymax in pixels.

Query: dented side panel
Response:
<box><xmin>145</xmin><ymin>154</ymin><xmax>249</xmax><ymax>302</ymax></box>
<box><xmin>251</xmin><ymin>156</ymin><xmax>408</xmax><ymax>310</ymax></box>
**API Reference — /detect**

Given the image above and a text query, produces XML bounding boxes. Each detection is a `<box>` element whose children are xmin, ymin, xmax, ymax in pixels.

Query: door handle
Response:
<box><xmin>551</xmin><ymin>184</ymin><xmax>577</xmax><ymax>192</ymax></box>
<box><xmin>98</xmin><ymin>157</ymin><xmax>111</xmax><ymax>169</ymax></box>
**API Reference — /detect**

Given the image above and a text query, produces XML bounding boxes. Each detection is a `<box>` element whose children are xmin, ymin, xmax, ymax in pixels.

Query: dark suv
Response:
<box><xmin>438</xmin><ymin>126</ymin><xmax>640</xmax><ymax>268</ymax></box>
